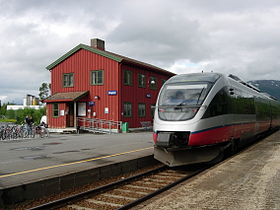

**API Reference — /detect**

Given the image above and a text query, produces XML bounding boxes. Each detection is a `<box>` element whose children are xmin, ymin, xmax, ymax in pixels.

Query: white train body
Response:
<box><xmin>153</xmin><ymin>73</ymin><xmax>280</xmax><ymax>166</ymax></box>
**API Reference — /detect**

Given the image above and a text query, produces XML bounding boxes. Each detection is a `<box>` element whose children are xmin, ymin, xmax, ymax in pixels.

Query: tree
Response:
<box><xmin>5</xmin><ymin>107</ymin><xmax>46</xmax><ymax>124</ymax></box>
<box><xmin>39</xmin><ymin>83</ymin><xmax>51</xmax><ymax>101</ymax></box>
<box><xmin>0</xmin><ymin>103</ymin><xmax>7</xmax><ymax>117</ymax></box>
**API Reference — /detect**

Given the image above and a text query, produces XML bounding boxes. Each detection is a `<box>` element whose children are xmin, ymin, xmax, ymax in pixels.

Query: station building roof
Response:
<box><xmin>46</xmin><ymin>43</ymin><xmax>175</xmax><ymax>76</ymax></box>
<box><xmin>44</xmin><ymin>91</ymin><xmax>89</xmax><ymax>103</ymax></box>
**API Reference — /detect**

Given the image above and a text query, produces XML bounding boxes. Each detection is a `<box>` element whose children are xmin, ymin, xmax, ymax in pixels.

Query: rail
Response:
<box><xmin>29</xmin><ymin>165</ymin><xmax>210</xmax><ymax>210</ymax></box>
<box><xmin>77</xmin><ymin>117</ymin><xmax>122</xmax><ymax>134</ymax></box>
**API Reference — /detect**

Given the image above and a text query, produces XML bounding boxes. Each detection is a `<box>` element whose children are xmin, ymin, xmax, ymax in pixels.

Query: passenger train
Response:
<box><xmin>153</xmin><ymin>73</ymin><xmax>280</xmax><ymax>166</ymax></box>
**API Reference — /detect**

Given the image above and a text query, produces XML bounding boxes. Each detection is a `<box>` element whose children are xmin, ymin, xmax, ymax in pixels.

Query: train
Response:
<box><xmin>153</xmin><ymin>73</ymin><xmax>280</xmax><ymax>167</ymax></box>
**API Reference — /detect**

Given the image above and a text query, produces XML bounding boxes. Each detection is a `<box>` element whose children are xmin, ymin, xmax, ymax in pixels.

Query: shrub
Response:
<box><xmin>5</xmin><ymin>107</ymin><xmax>46</xmax><ymax>124</ymax></box>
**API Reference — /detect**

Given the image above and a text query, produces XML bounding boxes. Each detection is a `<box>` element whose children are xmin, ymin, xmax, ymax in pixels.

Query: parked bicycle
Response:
<box><xmin>33</xmin><ymin>122</ymin><xmax>49</xmax><ymax>138</ymax></box>
<box><xmin>0</xmin><ymin>123</ymin><xmax>49</xmax><ymax>140</ymax></box>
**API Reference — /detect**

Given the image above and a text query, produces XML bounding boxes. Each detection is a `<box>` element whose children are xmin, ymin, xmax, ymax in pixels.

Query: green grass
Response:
<box><xmin>0</xmin><ymin>118</ymin><xmax>17</xmax><ymax>123</ymax></box>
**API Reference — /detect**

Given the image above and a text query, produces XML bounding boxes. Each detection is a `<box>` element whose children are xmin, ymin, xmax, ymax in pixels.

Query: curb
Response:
<box><xmin>0</xmin><ymin>155</ymin><xmax>158</xmax><ymax>207</ymax></box>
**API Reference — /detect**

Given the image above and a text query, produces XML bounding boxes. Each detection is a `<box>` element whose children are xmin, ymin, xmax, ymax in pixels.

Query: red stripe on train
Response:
<box><xmin>188</xmin><ymin>122</ymin><xmax>269</xmax><ymax>146</ymax></box>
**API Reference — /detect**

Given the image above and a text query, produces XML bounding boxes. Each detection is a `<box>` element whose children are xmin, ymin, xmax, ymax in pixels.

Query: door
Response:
<box><xmin>67</xmin><ymin>103</ymin><xmax>74</xmax><ymax>127</ymax></box>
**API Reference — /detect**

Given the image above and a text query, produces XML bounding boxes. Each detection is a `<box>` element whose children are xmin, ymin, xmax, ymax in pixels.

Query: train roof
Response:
<box><xmin>166</xmin><ymin>73</ymin><xmax>222</xmax><ymax>84</ymax></box>
<box><xmin>228</xmin><ymin>74</ymin><xmax>260</xmax><ymax>92</ymax></box>
<box><xmin>227</xmin><ymin>74</ymin><xmax>278</xmax><ymax>101</ymax></box>
<box><xmin>166</xmin><ymin>72</ymin><xmax>278</xmax><ymax>102</ymax></box>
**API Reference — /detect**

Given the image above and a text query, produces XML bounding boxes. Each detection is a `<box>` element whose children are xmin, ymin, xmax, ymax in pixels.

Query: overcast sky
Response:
<box><xmin>0</xmin><ymin>0</ymin><xmax>280</xmax><ymax>103</ymax></box>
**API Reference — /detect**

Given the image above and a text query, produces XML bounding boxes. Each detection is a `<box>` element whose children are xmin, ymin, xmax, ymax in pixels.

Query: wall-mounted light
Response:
<box><xmin>94</xmin><ymin>95</ymin><xmax>100</xmax><ymax>100</ymax></box>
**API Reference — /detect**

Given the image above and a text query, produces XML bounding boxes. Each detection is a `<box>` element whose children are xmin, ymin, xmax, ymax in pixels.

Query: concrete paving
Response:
<box><xmin>0</xmin><ymin>132</ymin><xmax>154</xmax><ymax>188</ymax></box>
<box><xmin>0</xmin><ymin>132</ymin><xmax>155</xmax><ymax>206</ymax></box>
<box><xmin>140</xmin><ymin>130</ymin><xmax>280</xmax><ymax>210</ymax></box>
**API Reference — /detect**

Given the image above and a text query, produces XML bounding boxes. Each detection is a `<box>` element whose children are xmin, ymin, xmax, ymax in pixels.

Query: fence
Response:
<box><xmin>77</xmin><ymin>117</ymin><xmax>122</xmax><ymax>134</ymax></box>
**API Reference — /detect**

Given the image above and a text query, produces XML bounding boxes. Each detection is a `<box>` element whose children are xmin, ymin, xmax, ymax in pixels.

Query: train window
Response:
<box><xmin>158</xmin><ymin>83</ymin><xmax>210</xmax><ymax>121</ymax></box>
<box><xmin>255</xmin><ymin>98</ymin><xmax>270</xmax><ymax>121</ymax></box>
<box><xmin>203</xmin><ymin>87</ymin><xmax>256</xmax><ymax>119</ymax></box>
<box><xmin>202</xmin><ymin>88</ymin><xmax>228</xmax><ymax>118</ymax></box>
<box><xmin>159</xmin><ymin>84</ymin><xmax>208</xmax><ymax>106</ymax></box>
<box><xmin>232</xmin><ymin>89</ymin><xmax>255</xmax><ymax>115</ymax></box>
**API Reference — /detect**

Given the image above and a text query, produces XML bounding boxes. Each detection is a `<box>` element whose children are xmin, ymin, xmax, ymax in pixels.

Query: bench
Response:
<box><xmin>140</xmin><ymin>121</ymin><xmax>152</xmax><ymax>131</ymax></box>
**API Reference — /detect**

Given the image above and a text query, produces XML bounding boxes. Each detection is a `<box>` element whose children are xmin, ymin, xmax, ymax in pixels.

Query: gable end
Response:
<box><xmin>46</xmin><ymin>44</ymin><xmax>123</xmax><ymax>70</ymax></box>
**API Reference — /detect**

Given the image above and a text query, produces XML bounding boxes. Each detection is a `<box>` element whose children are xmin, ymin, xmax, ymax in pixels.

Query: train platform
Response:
<box><xmin>140</xmin><ymin>130</ymin><xmax>280</xmax><ymax>210</ymax></box>
<box><xmin>0</xmin><ymin>132</ymin><xmax>155</xmax><ymax>206</ymax></box>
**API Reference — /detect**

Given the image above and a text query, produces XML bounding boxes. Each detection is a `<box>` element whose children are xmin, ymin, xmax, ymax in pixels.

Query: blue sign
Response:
<box><xmin>146</xmin><ymin>93</ymin><xmax>151</xmax><ymax>98</ymax></box>
<box><xmin>88</xmin><ymin>101</ymin><xmax>95</xmax><ymax>106</ymax></box>
<box><xmin>108</xmin><ymin>90</ymin><xmax>117</xmax><ymax>95</ymax></box>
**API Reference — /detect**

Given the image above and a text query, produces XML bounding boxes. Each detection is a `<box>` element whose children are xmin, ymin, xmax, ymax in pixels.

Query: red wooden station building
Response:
<box><xmin>45</xmin><ymin>38</ymin><xmax>175</xmax><ymax>130</ymax></box>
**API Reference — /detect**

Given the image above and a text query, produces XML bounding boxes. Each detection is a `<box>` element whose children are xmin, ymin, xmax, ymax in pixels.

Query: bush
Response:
<box><xmin>5</xmin><ymin>107</ymin><xmax>46</xmax><ymax>124</ymax></box>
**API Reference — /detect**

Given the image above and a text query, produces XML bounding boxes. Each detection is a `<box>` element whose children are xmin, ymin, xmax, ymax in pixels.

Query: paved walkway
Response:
<box><xmin>141</xmin><ymin>130</ymin><xmax>280</xmax><ymax>210</ymax></box>
<box><xmin>0</xmin><ymin>132</ymin><xmax>153</xmax><ymax>189</ymax></box>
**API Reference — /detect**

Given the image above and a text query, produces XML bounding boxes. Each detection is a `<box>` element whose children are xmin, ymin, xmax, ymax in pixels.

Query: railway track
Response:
<box><xmin>29</xmin><ymin>164</ymin><xmax>209</xmax><ymax>210</ymax></box>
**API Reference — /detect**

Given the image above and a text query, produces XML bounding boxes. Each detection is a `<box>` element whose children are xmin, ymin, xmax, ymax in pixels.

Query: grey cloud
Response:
<box><xmin>1</xmin><ymin>0</ymin><xmax>280</xmax><ymax>103</ymax></box>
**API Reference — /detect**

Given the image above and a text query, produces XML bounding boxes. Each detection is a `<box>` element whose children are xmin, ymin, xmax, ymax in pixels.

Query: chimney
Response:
<box><xmin>90</xmin><ymin>38</ymin><xmax>105</xmax><ymax>50</ymax></box>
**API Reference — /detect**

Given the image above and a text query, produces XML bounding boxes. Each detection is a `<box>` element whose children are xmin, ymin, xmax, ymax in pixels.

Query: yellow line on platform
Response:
<box><xmin>0</xmin><ymin>147</ymin><xmax>153</xmax><ymax>179</ymax></box>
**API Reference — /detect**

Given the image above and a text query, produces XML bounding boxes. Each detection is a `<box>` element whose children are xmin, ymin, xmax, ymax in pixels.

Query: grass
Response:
<box><xmin>0</xmin><ymin>118</ymin><xmax>17</xmax><ymax>123</ymax></box>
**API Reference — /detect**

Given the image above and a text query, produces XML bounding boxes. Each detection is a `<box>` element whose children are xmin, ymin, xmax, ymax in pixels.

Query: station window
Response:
<box><xmin>91</xmin><ymin>70</ymin><xmax>104</xmax><ymax>85</ymax></box>
<box><xmin>150</xmin><ymin>77</ymin><xmax>157</xmax><ymax>90</ymax></box>
<box><xmin>53</xmin><ymin>103</ymin><xmax>59</xmax><ymax>117</ymax></box>
<box><xmin>63</xmin><ymin>73</ymin><xmax>74</xmax><ymax>87</ymax></box>
<box><xmin>124</xmin><ymin>70</ymin><xmax>132</xmax><ymax>86</ymax></box>
<box><xmin>138</xmin><ymin>103</ymin><xmax>146</xmax><ymax>117</ymax></box>
<box><xmin>124</xmin><ymin>102</ymin><xmax>132</xmax><ymax>117</ymax></box>
<box><xmin>151</xmin><ymin>104</ymin><xmax>156</xmax><ymax>118</ymax></box>
<box><xmin>138</xmin><ymin>74</ymin><xmax>146</xmax><ymax>88</ymax></box>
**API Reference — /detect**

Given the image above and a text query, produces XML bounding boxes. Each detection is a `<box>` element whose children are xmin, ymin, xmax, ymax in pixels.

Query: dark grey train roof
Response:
<box><xmin>166</xmin><ymin>72</ymin><xmax>278</xmax><ymax>101</ymax></box>
<box><xmin>166</xmin><ymin>73</ymin><xmax>222</xmax><ymax>84</ymax></box>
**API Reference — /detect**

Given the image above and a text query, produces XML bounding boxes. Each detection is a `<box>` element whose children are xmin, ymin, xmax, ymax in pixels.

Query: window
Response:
<box><xmin>150</xmin><ymin>77</ymin><xmax>157</xmax><ymax>90</ymax></box>
<box><xmin>151</xmin><ymin>104</ymin><xmax>156</xmax><ymax>118</ymax></box>
<box><xmin>78</xmin><ymin>102</ymin><xmax>86</xmax><ymax>116</ymax></box>
<box><xmin>124</xmin><ymin>102</ymin><xmax>132</xmax><ymax>117</ymax></box>
<box><xmin>63</xmin><ymin>73</ymin><xmax>74</xmax><ymax>87</ymax></box>
<box><xmin>124</xmin><ymin>70</ymin><xmax>132</xmax><ymax>86</ymax></box>
<box><xmin>138</xmin><ymin>74</ymin><xmax>146</xmax><ymax>88</ymax></box>
<box><xmin>162</xmin><ymin>79</ymin><xmax>167</xmax><ymax>86</ymax></box>
<box><xmin>202</xmin><ymin>87</ymin><xmax>256</xmax><ymax>119</ymax></box>
<box><xmin>202</xmin><ymin>88</ymin><xmax>228</xmax><ymax>118</ymax></box>
<box><xmin>158</xmin><ymin>83</ymin><xmax>209</xmax><ymax>121</ymax></box>
<box><xmin>91</xmin><ymin>70</ymin><xmax>104</xmax><ymax>85</ymax></box>
<box><xmin>138</xmin><ymin>103</ymin><xmax>146</xmax><ymax>117</ymax></box>
<box><xmin>53</xmin><ymin>103</ymin><xmax>59</xmax><ymax>117</ymax></box>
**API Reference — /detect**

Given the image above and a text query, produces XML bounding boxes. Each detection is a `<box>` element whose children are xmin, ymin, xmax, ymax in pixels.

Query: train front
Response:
<box><xmin>153</xmin><ymin>73</ymin><xmax>223</xmax><ymax>166</ymax></box>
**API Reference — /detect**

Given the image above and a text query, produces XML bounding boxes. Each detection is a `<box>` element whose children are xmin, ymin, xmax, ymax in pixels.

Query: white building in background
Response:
<box><xmin>7</xmin><ymin>94</ymin><xmax>45</xmax><ymax>110</ymax></box>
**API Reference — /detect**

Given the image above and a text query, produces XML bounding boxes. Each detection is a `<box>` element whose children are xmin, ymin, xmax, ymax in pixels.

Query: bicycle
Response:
<box><xmin>33</xmin><ymin>123</ymin><xmax>49</xmax><ymax>138</ymax></box>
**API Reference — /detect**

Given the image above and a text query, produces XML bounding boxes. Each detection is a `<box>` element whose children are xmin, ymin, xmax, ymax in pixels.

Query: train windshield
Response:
<box><xmin>158</xmin><ymin>83</ymin><xmax>210</xmax><ymax>121</ymax></box>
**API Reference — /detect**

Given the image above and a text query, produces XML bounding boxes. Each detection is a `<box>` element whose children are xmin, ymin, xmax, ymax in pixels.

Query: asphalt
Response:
<box><xmin>0</xmin><ymin>132</ymin><xmax>155</xmax><ymax>206</ymax></box>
